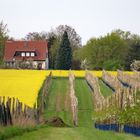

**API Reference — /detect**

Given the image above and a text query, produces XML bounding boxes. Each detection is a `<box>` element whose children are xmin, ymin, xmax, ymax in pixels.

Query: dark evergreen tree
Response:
<box><xmin>48</xmin><ymin>35</ymin><xmax>57</xmax><ymax>69</ymax></box>
<box><xmin>55</xmin><ymin>31</ymin><xmax>72</xmax><ymax>70</ymax></box>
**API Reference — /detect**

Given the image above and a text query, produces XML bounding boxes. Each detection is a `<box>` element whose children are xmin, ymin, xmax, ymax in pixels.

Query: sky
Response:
<box><xmin>0</xmin><ymin>0</ymin><xmax>140</xmax><ymax>45</ymax></box>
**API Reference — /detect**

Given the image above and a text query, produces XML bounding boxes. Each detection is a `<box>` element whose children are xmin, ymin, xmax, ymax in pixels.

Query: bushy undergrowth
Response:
<box><xmin>93</xmin><ymin>91</ymin><xmax>140</xmax><ymax>127</ymax></box>
<box><xmin>0</xmin><ymin>126</ymin><xmax>37</xmax><ymax>140</ymax></box>
<box><xmin>0</xmin><ymin>125</ymin><xmax>44</xmax><ymax>140</ymax></box>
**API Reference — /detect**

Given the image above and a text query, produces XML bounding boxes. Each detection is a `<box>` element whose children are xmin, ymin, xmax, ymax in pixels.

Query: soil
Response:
<box><xmin>46</xmin><ymin>117</ymin><xmax>69</xmax><ymax>127</ymax></box>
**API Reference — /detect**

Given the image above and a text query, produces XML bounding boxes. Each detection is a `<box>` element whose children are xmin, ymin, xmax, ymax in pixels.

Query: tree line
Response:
<box><xmin>75</xmin><ymin>29</ymin><xmax>140</xmax><ymax>70</ymax></box>
<box><xmin>0</xmin><ymin>21</ymin><xmax>140</xmax><ymax>70</ymax></box>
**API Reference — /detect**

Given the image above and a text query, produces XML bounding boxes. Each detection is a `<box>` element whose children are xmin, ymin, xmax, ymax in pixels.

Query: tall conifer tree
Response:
<box><xmin>55</xmin><ymin>31</ymin><xmax>72</xmax><ymax>70</ymax></box>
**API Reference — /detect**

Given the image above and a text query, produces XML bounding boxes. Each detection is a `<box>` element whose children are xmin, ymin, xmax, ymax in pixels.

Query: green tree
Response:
<box><xmin>55</xmin><ymin>31</ymin><xmax>72</xmax><ymax>70</ymax></box>
<box><xmin>112</xmin><ymin>29</ymin><xmax>140</xmax><ymax>70</ymax></box>
<box><xmin>49</xmin><ymin>36</ymin><xmax>60</xmax><ymax>69</ymax></box>
<box><xmin>25</xmin><ymin>32</ymin><xmax>48</xmax><ymax>40</ymax></box>
<box><xmin>125</xmin><ymin>42</ymin><xmax>140</xmax><ymax>70</ymax></box>
<box><xmin>76</xmin><ymin>32</ymin><xmax>129</xmax><ymax>70</ymax></box>
<box><xmin>0</xmin><ymin>21</ymin><xmax>9</xmax><ymax>65</ymax></box>
<box><xmin>49</xmin><ymin>25</ymin><xmax>81</xmax><ymax>69</ymax></box>
<box><xmin>56</xmin><ymin>25</ymin><xmax>82</xmax><ymax>50</ymax></box>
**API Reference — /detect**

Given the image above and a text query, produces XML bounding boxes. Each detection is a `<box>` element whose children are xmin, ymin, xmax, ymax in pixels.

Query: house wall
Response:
<box><xmin>31</xmin><ymin>58</ymin><xmax>49</xmax><ymax>69</ymax></box>
<box><xmin>5</xmin><ymin>59</ymin><xmax>49</xmax><ymax>70</ymax></box>
<box><xmin>42</xmin><ymin>61</ymin><xmax>46</xmax><ymax>69</ymax></box>
<box><xmin>32</xmin><ymin>60</ymin><xmax>47</xmax><ymax>69</ymax></box>
<box><xmin>45</xmin><ymin>58</ymin><xmax>49</xmax><ymax>69</ymax></box>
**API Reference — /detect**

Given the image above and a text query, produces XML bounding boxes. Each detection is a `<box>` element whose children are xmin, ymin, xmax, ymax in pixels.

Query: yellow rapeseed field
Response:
<box><xmin>50</xmin><ymin>70</ymin><xmax>133</xmax><ymax>77</ymax></box>
<box><xmin>0</xmin><ymin>70</ymin><xmax>133</xmax><ymax>108</ymax></box>
<box><xmin>90</xmin><ymin>71</ymin><xmax>133</xmax><ymax>77</ymax></box>
<box><xmin>51</xmin><ymin>70</ymin><xmax>69</xmax><ymax>77</ymax></box>
<box><xmin>0</xmin><ymin>70</ymin><xmax>50</xmax><ymax>108</ymax></box>
<box><xmin>50</xmin><ymin>70</ymin><xmax>103</xmax><ymax>77</ymax></box>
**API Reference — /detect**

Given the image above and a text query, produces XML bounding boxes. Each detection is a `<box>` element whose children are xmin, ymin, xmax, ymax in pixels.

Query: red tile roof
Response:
<box><xmin>4</xmin><ymin>40</ymin><xmax>48</xmax><ymax>61</ymax></box>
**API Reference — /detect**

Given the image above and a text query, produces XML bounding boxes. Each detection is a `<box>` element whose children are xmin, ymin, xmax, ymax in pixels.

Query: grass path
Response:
<box><xmin>99</xmin><ymin>79</ymin><xmax>113</xmax><ymax>97</ymax></box>
<box><xmin>75</xmin><ymin>78</ymin><xmax>94</xmax><ymax>127</ymax></box>
<box><xmin>44</xmin><ymin>77</ymin><xmax>73</xmax><ymax>126</ymax></box>
<box><xmin>8</xmin><ymin>126</ymin><xmax>140</xmax><ymax>140</ymax></box>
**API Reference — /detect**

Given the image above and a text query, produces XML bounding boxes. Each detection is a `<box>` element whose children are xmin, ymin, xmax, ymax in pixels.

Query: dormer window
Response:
<box><xmin>26</xmin><ymin>52</ymin><xmax>30</xmax><ymax>57</ymax></box>
<box><xmin>21</xmin><ymin>52</ymin><xmax>25</xmax><ymax>57</ymax></box>
<box><xmin>14</xmin><ymin>51</ymin><xmax>36</xmax><ymax>57</ymax></box>
<box><xmin>14</xmin><ymin>51</ymin><xmax>21</xmax><ymax>56</ymax></box>
<box><xmin>31</xmin><ymin>52</ymin><xmax>35</xmax><ymax>57</ymax></box>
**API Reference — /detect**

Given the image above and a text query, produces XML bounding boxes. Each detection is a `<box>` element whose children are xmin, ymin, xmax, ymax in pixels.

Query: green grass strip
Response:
<box><xmin>44</xmin><ymin>77</ymin><xmax>73</xmax><ymax>126</ymax></box>
<box><xmin>75</xmin><ymin>78</ymin><xmax>94</xmax><ymax>127</ymax></box>
<box><xmin>99</xmin><ymin>79</ymin><xmax>113</xmax><ymax>97</ymax></box>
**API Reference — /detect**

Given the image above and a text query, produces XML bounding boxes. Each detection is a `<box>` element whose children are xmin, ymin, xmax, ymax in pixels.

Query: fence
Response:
<box><xmin>117</xmin><ymin>70</ymin><xmax>140</xmax><ymax>90</ymax></box>
<box><xmin>85</xmin><ymin>71</ymin><xmax>105</xmax><ymax>111</ymax></box>
<box><xmin>92</xmin><ymin>70</ymin><xmax>140</xmax><ymax>136</ymax></box>
<box><xmin>93</xmin><ymin>83</ymin><xmax>136</xmax><ymax>126</ymax></box>
<box><xmin>69</xmin><ymin>72</ymin><xmax>78</xmax><ymax>126</ymax></box>
<box><xmin>102</xmin><ymin>70</ymin><xmax>124</xmax><ymax>93</ymax></box>
<box><xmin>37</xmin><ymin>72</ymin><xmax>52</xmax><ymax>114</ymax></box>
<box><xmin>0</xmin><ymin>96</ymin><xmax>37</xmax><ymax>126</ymax></box>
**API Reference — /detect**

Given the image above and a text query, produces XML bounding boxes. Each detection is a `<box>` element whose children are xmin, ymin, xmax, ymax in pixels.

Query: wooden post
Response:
<box><xmin>6</xmin><ymin>99</ymin><xmax>12</xmax><ymax>125</ymax></box>
<box><xmin>12</xmin><ymin>97</ymin><xmax>15</xmax><ymax>115</ymax></box>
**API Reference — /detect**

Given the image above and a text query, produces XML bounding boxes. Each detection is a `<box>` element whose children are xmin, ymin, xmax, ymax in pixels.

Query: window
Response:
<box><xmin>31</xmin><ymin>52</ymin><xmax>35</xmax><ymax>57</ymax></box>
<box><xmin>14</xmin><ymin>51</ymin><xmax>21</xmax><ymax>56</ymax></box>
<box><xmin>21</xmin><ymin>52</ymin><xmax>25</xmax><ymax>57</ymax></box>
<box><xmin>26</xmin><ymin>52</ymin><xmax>30</xmax><ymax>57</ymax></box>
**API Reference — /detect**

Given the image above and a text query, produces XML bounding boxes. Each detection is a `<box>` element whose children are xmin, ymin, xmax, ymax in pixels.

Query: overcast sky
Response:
<box><xmin>0</xmin><ymin>0</ymin><xmax>140</xmax><ymax>44</ymax></box>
